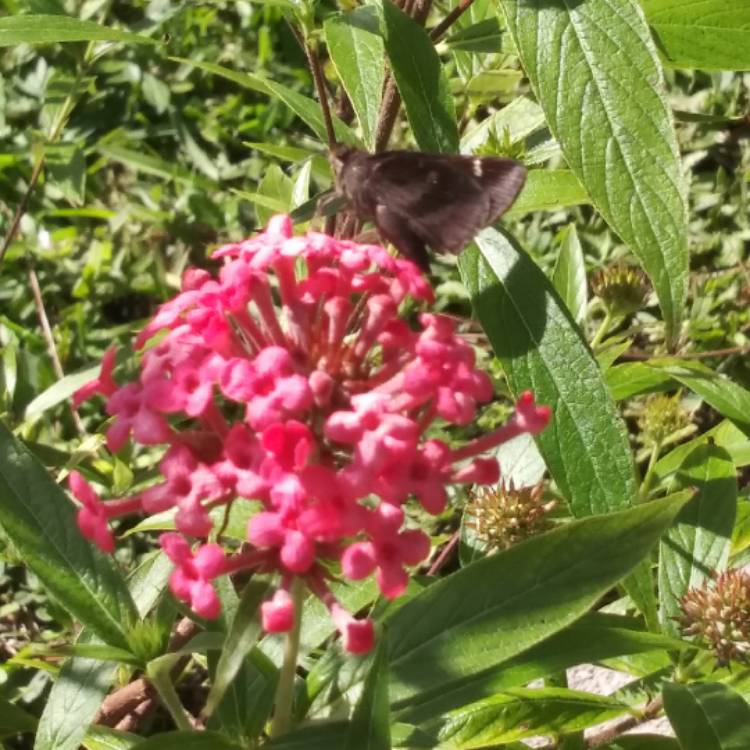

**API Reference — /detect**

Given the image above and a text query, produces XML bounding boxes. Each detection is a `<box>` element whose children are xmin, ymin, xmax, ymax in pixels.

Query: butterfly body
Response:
<box><xmin>331</xmin><ymin>146</ymin><xmax>526</xmax><ymax>269</ymax></box>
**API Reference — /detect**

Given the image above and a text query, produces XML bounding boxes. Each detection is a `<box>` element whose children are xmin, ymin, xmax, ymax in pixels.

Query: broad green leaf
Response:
<box><xmin>446</xmin><ymin>17</ymin><xmax>505</xmax><ymax>54</ymax></box>
<box><xmin>132</xmin><ymin>731</ymin><xmax>243</xmax><ymax>750</ymax></box>
<box><xmin>459</xmin><ymin>229</ymin><xmax>638</xmax><ymax>516</ymax></box>
<box><xmin>461</xmin><ymin>95</ymin><xmax>546</xmax><ymax>154</ymax></box>
<box><xmin>264</xmin><ymin>723</ymin><xmax>348</xmax><ymax>750</ymax></box>
<box><xmin>316</xmin><ymin>493</ymin><xmax>689</xmax><ymax>712</ymax></box>
<box><xmin>83</xmin><ymin>727</ymin><xmax>140</xmax><ymax>750</ymax></box>
<box><xmin>0</xmin><ymin>424</ymin><xmax>137</xmax><ymax>649</ymax></box>
<box><xmin>600</xmin><ymin>737</ymin><xmax>680</xmax><ymax>750</ymax></box>
<box><xmin>379</xmin><ymin>0</ymin><xmax>458</xmax><ymax>152</ymax></box>
<box><xmin>23</xmin><ymin>364</ymin><xmax>99</xmax><ymax>420</ymax></box>
<box><xmin>243</xmin><ymin>142</ymin><xmax>331</xmax><ymax>181</ymax></box>
<box><xmin>552</xmin><ymin>224</ymin><xmax>587</xmax><ymax>324</ymax></box>
<box><xmin>206</xmin><ymin>578</ymin><xmax>277</xmax><ymax>744</ymax></box>
<box><xmin>325</xmin><ymin>8</ymin><xmax>385</xmax><ymax>150</ymax></box>
<box><xmin>658</xmin><ymin>443</ymin><xmax>737</xmax><ymax>634</ymax></box>
<box><xmin>255</xmin><ymin>164</ymin><xmax>293</xmax><ymax>226</ymax></box>
<box><xmin>502</xmin><ymin>0</ymin><xmax>689</xmax><ymax>344</ymax></box>
<box><xmin>654</xmin><ymin>420</ymin><xmax>750</xmax><ymax>483</ymax></box>
<box><xmin>345</xmin><ymin>632</ymin><xmax>390</xmax><ymax>750</ymax></box>
<box><xmin>408</xmin><ymin>687</ymin><xmax>631</xmax><ymax>747</ymax></box>
<box><xmin>642</xmin><ymin>0</ymin><xmax>750</xmax><ymax>71</ymax></box>
<box><xmin>0</xmin><ymin>15</ymin><xmax>156</xmax><ymax>46</ymax></box>
<box><xmin>204</xmin><ymin>579</ymin><xmax>270</xmax><ymax>718</ymax></box>
<box><xmin>126</xmin><ymin>550</ymin><xmax>172</xmax><ymax>618</ymax></box>
<box><xmin>395</xmin><ymin>612</ymin><xmax>686</xmax><ymax>725</ymax></box>
<box><xmin>45</xmin><ymin>144</ymin><xmax>86</xmax><ymax>206</ymax></box>
<box><xmin>506</xmin><ymin>169</ymin><xmax>590</xmax><ymax>217</ymax></box>
<box><xmin>0</xmin><ymin>699</ymin><xmax>37</xmax><ymax>735</ymax></box>
<box><xmin>35</xmin><ymin>632</ymin><xmax>118</xmax><ymax>750</ymax></box>
<box><xmin>662</xmin><ymin>682</ymin><xmax>750</xmax><ymax>750</ymax></box>
<box><xmin>170</xmin><ymin>58</ymin><xmax>357</xmax><ymax>146</ymax></box>
<box><xmin>606</xmin><ymin>362</ymin><xmax>673</xmax><ymax>401</ymax></box>
<box><xmin>647</xmin><ymin>358</ymin><xmax>750</xmax><ymax>432</ymax></box>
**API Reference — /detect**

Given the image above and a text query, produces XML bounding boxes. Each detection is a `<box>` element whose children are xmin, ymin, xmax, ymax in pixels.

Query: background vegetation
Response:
<box><xmin>0</xmin><ymin>1</ymin><xmax>749</xmax><ymax>749</ymax></box>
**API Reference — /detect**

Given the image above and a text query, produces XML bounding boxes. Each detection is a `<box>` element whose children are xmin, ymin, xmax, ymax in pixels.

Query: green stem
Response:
<box><xmin>590</xmin><ymin>309</ymin><xmax>613</xmax><ymax>350</ymax></box>
<box><xmin>270</xmin><ymin>578</ymin><xmax>305</xmax><ymax>738</ymax></box>
<box><xmin>639</xmin><ymin>441</ymin><xmax>662</xmax><ymax>502</ymax></box>
<box><xmin>148</xmin><ymin>656</ymin><xmax>194</xmax><ymax>731</ymax></box>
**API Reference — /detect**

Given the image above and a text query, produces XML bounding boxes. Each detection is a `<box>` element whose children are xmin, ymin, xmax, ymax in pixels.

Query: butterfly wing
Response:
<box><xmin>366</xmin><ymin>152</ymin><xmax>526</xmax><ymax>254</ymax></box>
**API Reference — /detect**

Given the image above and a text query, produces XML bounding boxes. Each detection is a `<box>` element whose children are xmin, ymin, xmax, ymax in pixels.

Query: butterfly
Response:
<box><xmin>330</xmin><ymin>145</ymin><xmax>526</xmax><ymax>270</ymax></box>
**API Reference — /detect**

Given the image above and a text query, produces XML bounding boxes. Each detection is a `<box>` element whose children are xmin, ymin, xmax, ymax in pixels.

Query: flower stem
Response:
<box><xmin>590</xmin><ymin>309</ymin><xmax>613</xmax><ymax>351</ymax></box>
<box><xmin>638</xmin><ymin>441</ymin><xmax>662</xmax><ymax>502</ymax></box>
<box><xmin>147</xmin><ymin>656</ymin><xmax>195</xmax><ymax>731</ymax></box>
<box><xmin>270</xmin><ymin>578</ymin><xmax>304</xmax><ymax>738</ymax></box>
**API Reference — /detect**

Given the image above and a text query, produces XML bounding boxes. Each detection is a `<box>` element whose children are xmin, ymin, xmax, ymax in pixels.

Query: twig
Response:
<box><xmin>587</xmin><ymin>696</ymin><xmax>664</xmax><ymax>748</ymax></box>
<box><xmin>0</xmin><ymin>158</ymin><xmax>46</xmax><ymax>264</ymax></box>
<box><xmin>27</xmin><ymin>264</ymin><xmax>85</xmax><ymax>434</ymax></box>
<box><xmin>427</xmin><ymin>530</ymin><xmax>460</xmax><ymax>576</ymax></box>
<box><xmin>535</xmin><ymin>696</ymin><xmax>664</xmax><ymax>750</ymax></box>
<box><xmin>429</xmin><ymin>0</ymin><xmax>477</xmax><ymax>42</ymax></box>
<box><xmin>94</xmin><ymin>618</ymin><xmax>199</xmax><ymax>731</ymax></box>
<box><xmin>303</xmin><ymin>39</ymin><xmax>336</xmax><ymax>149</ymax></box>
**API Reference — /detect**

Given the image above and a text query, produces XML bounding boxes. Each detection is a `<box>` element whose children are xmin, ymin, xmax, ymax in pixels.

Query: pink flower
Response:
<box><xmin>160</xmin><ymin>533</ymin><xmax>226</xmax><ymax>619</ymax></box>
<box><xmin>72</xmin><ymin>347</ymin><xmax>118</xmax><ymax>410</ymax></box>
<box><xmin>261</xmin><ymin>588</ymin><xmax>295</xmax><ymax>633</ymax></box>
<box><xmin>68</xmin><ymin>471</ymin><xmax>115</xmax><ymax>553</ymax></box>
<box><xmin>70</xmin><ymin>215</ymin><xmax>551</xmax><ymax>652</ymax></box>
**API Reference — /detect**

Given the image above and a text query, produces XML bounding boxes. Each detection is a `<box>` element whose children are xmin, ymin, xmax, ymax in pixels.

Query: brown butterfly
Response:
<box><xmin>330</xmin><ymin>145</ymin><xmax>526</xmax><ymax>270</ymax></box>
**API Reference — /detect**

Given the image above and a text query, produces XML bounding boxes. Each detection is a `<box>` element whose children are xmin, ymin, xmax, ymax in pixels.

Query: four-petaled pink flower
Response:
<box><xmin>70</xmin><ymin>215</ymin><xmax>551</xmax><ymax>651</ymax></box>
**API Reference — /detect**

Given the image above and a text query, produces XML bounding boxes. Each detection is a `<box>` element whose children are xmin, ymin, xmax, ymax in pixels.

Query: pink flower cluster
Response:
<box><xmin>70</xmin><ymin>215</ymin><xmax>550</xmax><ymax>653</ymax></box>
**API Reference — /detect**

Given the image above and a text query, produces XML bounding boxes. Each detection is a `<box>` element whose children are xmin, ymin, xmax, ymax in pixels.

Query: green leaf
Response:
<box><xmin>408</xmin><ymin>687</ymin><xmax>631</xmax><ymax>747</ymax></box>
<box><xmin>83</xmin><ymin>726</ymin><xmax>140</xmax><ymax>750</ymax></box>
<box><xmin>379</xmin><ymin>0</ymin><xmax>458</xmax><ymax>152</ymax></box>
<box><xmin>446</xmin><ymin>17</ymin><xmax>505</xmax><ymax>54</ymax></box>
<box><xmin>23</xmin><ymin>365</ymin><xmax>99</xmax><ymax>420</ymax></box>
<box><xmin>0</xmin><ymin>15</ymin><xmax>157</xmax><ymax>46</ymax></box>
<box><xmin>662</xmin><ymin>682</ymin><xmax>750</xmax><ymax>750</ymax></box>
<box><xmin>647</xmin><ymin>359</ymin><xmax>750</xmax><ymax>432</ymax></box>
<box><xmin>606</xmin><ymin>362</ymin><xmax>673</xmax><ymax>401</ymax></box>
<box><xmin>642</xmin><ymin>0</ymin><xmax>750</xmax><ymax>71</ymax></box>
<box><xmin>45</xmin><ymin>144</ymin><xmax>86</xmax><ymax>206</ymax></box>
<box><xmin>204</xmin><ymin>579</ymin><xmax>270</xmax><ymax>719</ymax></box>
<box><xmin>506</xmin><ymin>169</ymin><xmax>590</xmax><ymax>217</ymax></box>
<box><xmin>395</xmin><ymin>612</ymin><xmax>686</xmax><ymax>724</ymax></box>
<box><xmin>0</xmin><ymin>424</ymin><xmax>137</xmax><ymax>649</ymax></box>
<box><xmin>171</xmin><ymin>58</ymin><xmax>357</xmax><ymax>146</ymax></box>
<box><xmin>461</xmin><ymin>95</ymin><xmax>546</xmax><ymax>154</ymax></box>
<box><xmin>319</xmin><ymin>493</ymin><xmax>688</xmax><ymax>713</ymax></box>
<box><xmin>654</xmin><ymin>420</ymin><xmax>750</xmax><ymax>484</ymax></box>
<box><xmin>132</xmin><ymin>731</ymin><xmax>244</xmax><ymax>750</ymax></box>
<box><xmin>0</xmin><ymin>699</ymin><xmax>37</xmax><ymax>735</ymax></box>
<box><xmin>255</xmin><ymin>163</ymin><xmax>293</xmax><ymax>226</ymax></box>
<box><xmin>599</xmin><ymin>737</ymin><xmax>680</xmax><ymax>750</ymax></box>
<box><xmin>35</xmin><ymin>633</ymin><xmax>118</xmax><ymax>750</ymax></box>
<box><xmin>97</xmin><ymin>145</ymin><xmax>213</xmax><ymax>189</ymax></box>
<box><xmin>502</xmin><ymin>0</ymin><xmax>689</xmax><ymax>344</ymax></box>
<box><xmin>658</xmin><ymin>443</ymin><xmax>737</xmax><ymax>634</ymax></box>
<box><xmin>345</xmin><ymin>631</ymin><xmax>390</xmax><ymax>750</ymax></box>
<box><xmin>325</xmin><ymin>8</ymin><xmax>385</xmax><ymax>151</ymax></box>
<box><xmin>459</xmin><ymin>229</ymin><xmax>638</xmax><ymax>516</ymax></box>
<box><xmin>552</xmin><ymin>224</ymin><xmax>587</xmax><ymax>324</ymax></box>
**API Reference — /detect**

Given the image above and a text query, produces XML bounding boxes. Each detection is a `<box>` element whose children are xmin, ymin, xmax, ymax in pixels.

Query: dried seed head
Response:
<box><xmin>591</xmin><ymin>264</ymin><xmax>649</xmax><ymax>316</ymax></box>
<box><xmin>637</xmin><ymin>393</ymin><xmax>691</xmax><ymax>447</ymax></box>
<box><xmin>465</xmin><ymin>481</ymin><xmax>554</xmax><ymax>552</ymax></box>
<box><xmin>679</xmin><ymin>569</ymin><xmax>750</xmax><ymax>666</ymax></box>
